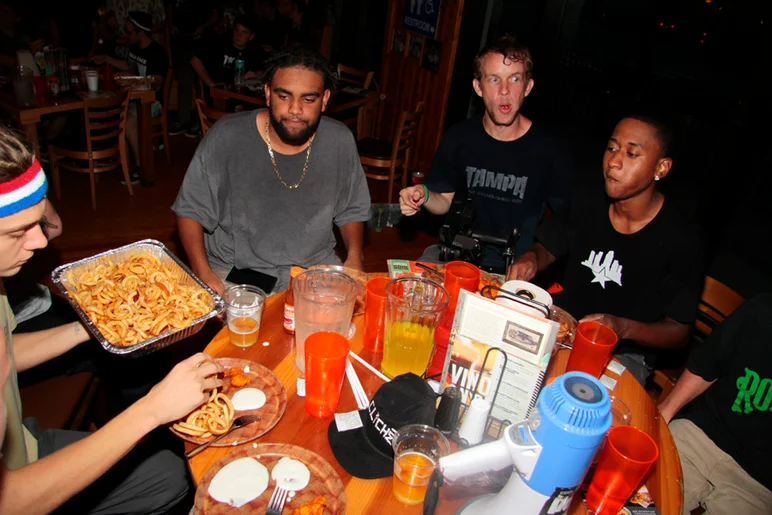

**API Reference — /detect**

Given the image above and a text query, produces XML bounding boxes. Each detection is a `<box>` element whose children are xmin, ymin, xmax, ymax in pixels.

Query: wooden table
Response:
<box><xmin>188</xmin><ymin>293</ymin><xmax>683</xmax><ymax>514</ymax></box>
<box><xmin>209</xmin><ymin>85</ymin><xmax>380</xmax><ymax>138</ymax></box>
<box><xmin>0</xmin><ymin>88</ymin><xmax>157</xmax><ymax>185</ymax></box>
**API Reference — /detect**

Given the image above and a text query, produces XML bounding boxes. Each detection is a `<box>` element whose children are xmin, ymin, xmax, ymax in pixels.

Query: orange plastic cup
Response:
<box><xmin>304</xmin><ymin>331</ymin><xmax>350</xmax><ymax>418</ymax></box>
<box><xmin>364</xmin><ymin>277</ymin><xmax>390</xmax><ymax>353</ymax></box>
<box><xmin>444</xmin><ymin>261</ymin><xmax>481</xmax><ymax>311</ymax></box>
<box><xmin>566</xmin><ymin>321</ymin><xmax>618</xmax><ymax>378</ymax></box>
<box><xmin>585</xmin><ymin>425</ymin><xmax>659</xmax><ymax>515</ymax></box>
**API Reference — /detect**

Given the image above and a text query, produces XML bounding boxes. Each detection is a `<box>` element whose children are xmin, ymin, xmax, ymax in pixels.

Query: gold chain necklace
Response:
<box><xmin>265</xmin><ymin>116</ymin><xmax>314</xmax><ymax>190</ymax></box>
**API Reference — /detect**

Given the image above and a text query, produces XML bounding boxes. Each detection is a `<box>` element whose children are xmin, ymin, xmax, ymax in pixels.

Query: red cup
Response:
<box><xmin>585</xmin><ymin>425</ymin><xmax>659</xmax><ymax>515</ymax></box>
<box><xmin>304</xmin><ymin>331</ymin><xmax>350</xmax><ymax>418</ymax></box>
<box><xmin>364</xmin><ymin>277</ymin><xmax>390</xmax><ymax>353</ymax></box>
<box><xmin>565</xmin><ymin>321</ymin><xmax>618</xmax><ymax>378</ymax></box>
<box><xmin>444</xmin><ymin>261</ymin><xmax>481</xmax><ymax>311</ymax></box>
<box><xmin>33</xmin><ymin>75</ymin><xmax>47</xmax><ymax>106</ymax></box>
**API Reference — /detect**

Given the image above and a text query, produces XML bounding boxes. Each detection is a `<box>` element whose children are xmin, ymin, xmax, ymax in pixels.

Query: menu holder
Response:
<box><xmin>438</xmin><ymin>289</ymin><xmax>560</xmax><ymax>443</ymax></box>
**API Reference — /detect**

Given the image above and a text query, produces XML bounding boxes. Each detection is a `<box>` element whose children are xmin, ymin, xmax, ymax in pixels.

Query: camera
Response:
<box><xmin>437</xmin><ymin>197</ymin><xmax>519</xmax><ymax>271</ymax></box>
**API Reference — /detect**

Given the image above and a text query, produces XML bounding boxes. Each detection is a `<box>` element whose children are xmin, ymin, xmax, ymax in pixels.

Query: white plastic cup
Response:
<box><xmin>84</xmin><ymin>71</ymin><xmax>99</xmax><ymax>92</ymax></box>
<box><xmin>458</xmin><ymin>397</ymin><xmax>491</xmax><ymax>446</ymax></box>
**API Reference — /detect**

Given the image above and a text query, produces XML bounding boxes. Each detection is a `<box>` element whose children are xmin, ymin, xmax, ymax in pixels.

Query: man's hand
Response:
<box><xmin>580</xmin><ymin>313</ymin><xmax>626</xmax><ymax>339</ymax></box>
<box><xmin>507</xmin><ymin>252</ymin><xmax>538</xmax><ymax>281</ymax></box>
<box><xmin>139</xmin><ymin>353</ymin><xmax>223</xmax><ymax>427</ymax></box>
<box><xmin>198</xmin><ymin>268</ymin><xmax>225</xmax><ymax>297</ymax></box>
<box><xmin>343</xmin><ymin>254</ymin><xmax>364</xmax><ymax>272</ymax></box>
<box><xmin>399</xmin><ymin>185</ymin><xmax>427</xmax><ymax>216</ymax></box>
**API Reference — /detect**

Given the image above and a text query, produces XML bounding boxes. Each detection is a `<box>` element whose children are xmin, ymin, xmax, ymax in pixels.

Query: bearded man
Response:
<box><xmin>173</xmin><ymin>47</ymin><xmax>371</xmax><ymax>295</ymax></box>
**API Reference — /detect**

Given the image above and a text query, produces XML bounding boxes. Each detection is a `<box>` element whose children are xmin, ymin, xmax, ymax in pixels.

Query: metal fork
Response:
<box><xmin>184</xmin><ymin>414</ymin><xmax>261</xmax><ymax>458</ymax></box>
<box><xmin>266</xmin><ymin>484</ymin><xmax>289</xmax><ymax>515</ymax></box>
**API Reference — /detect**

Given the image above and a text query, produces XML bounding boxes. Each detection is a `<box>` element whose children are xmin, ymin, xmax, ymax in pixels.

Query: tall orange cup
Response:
<box><xmin>304</xmin><ymin>331</ymin><xmax>350</xmax><ymax>418</ymax></box>
<box><xmin>566</xmin><ymin>321</ymin><xmax>618</xmax><ymax>378</ymax></box>
<box><xmin>585</xmin><ymin>425</ymin><xmax>659</xmax><ymax>515</ymax></box>
<box><xmin>443</xmin><ymin>261</ymin><xmax>481</xmax><ymax>311</ymax></box>
<box><xmin>363</xmin><ymin>277</ymin><xmax>390</xmax><ymax>353</ymax></box>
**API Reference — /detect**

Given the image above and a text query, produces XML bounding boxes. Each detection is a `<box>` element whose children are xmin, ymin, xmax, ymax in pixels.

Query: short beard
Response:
<box><xmin>268</xmin><ymin>106</ymin><xmax>321</xmax><ymax>146</ymax></box>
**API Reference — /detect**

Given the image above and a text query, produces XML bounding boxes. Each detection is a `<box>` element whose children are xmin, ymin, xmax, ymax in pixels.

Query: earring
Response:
<box><xmin>655</xmin><ymin>176</ymin><xmax>660</xmax><ymax>181</ymax></box>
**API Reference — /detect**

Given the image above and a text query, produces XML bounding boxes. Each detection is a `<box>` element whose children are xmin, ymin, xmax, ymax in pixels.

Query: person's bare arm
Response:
<box><xmin>658</xmin><ymin>369</ymin><xmax>715</xmax><ymax>424</ymax></box>
<box><xmin>12</xmin><ymin>322</ymin><xmax>90</xmax><ymax>372</ymax></box>
<box><xmin>92</xmin><ymin>55</ymin><xmax>128</xmax><ymax>70</ymax></box>
<box><xmin>177</xmin><ymin>215</ymin><xmax>223</xmax><ymax>295</ymax></box>
<box><xmin>398</xmin><ymin>185</ymin><xmax>454</xmax><ymax>216</ymax></box>
<box><xmin>190</xmin><ymin>56</ymin><xmax>216</xmax><ymax>88</ymax></box>
<box><xmin>506</xmin><ymin>242</ymin><xmax>556</xmax><ymax>281</ymax></box>
<box><xmin>580</xmin><ymin>314</ymin><xmax>691</xmax><ymax>350</ymax></box>
<box><xmin>339</xmin><ymin>221</ymin><xmax>364</xmax><ymax>271</ymax></box>
<box><xmin>0</xmin><ymin>353</ymin><xmax>222</xmax><ymax>515</ymax></box>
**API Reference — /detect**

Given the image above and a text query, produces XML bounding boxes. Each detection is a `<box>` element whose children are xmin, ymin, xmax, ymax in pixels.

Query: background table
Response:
<box><xmin>187</xmin><ymin>292</ymin><xmax>683</xmax><ymax>514</ymax></box>
<box><xmin>0</xmin><ymin>88</ymin><xmax>157</xmax><ymax>184</ymax></box>
<box><xmin>209</xmin><ymin>86</ymin><xmax>379</xmax><ymax>139</ymax></box>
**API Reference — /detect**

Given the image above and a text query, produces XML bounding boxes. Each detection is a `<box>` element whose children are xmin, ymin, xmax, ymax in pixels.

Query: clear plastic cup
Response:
<box><xmin>224</xmin><ymin>285</ymin><xmax>266</xmax><ymax>348</ymax></box>
<box><xmin>392</xmin><ymin>424</ymin><xmax>449</xmax><ymax>505</ymax></box>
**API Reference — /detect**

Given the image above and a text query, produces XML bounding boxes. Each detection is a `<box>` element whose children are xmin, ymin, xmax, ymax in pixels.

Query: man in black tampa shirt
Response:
<box><xmin>659</xmin><ymin>294</ymin><xmax>772</xmax><ymax>514</ymax></box>
<box><xmin>190</xmin><ymin>15</ymin><xmax>264</xmax><ymax>92</ymax></box>
<box><xmin>398</xmin><ymin>35</ymin><xmax>573</xmax><ymax>272</ymax></box>
<box><xmin>509</xmin><ymin>114</ymin><xmax>704</xmax><ymax>385</ymax></box>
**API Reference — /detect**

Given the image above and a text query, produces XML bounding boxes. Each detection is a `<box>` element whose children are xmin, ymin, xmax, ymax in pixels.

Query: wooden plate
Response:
<box><xmin>170</xmin><ymin>358</ymin><xmax>287</xmax><ymax>446</ymax></box>
<box><xmin>194</xmin><ymin>443</ymin><xmax>346</xmax><ymax>514</ymax></box>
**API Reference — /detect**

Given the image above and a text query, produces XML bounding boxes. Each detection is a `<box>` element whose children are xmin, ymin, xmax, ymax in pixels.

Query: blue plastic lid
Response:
<box><xmin>538</xmin><ymin>371</ymin><xmax>611</xmax><ymax>436</ymax></box>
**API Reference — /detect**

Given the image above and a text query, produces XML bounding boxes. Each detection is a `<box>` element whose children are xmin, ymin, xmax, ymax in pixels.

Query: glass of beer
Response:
<box><xmin>224</xmin><ymin>284</ymin><xmax>266</xmax><ymax>347</ymax></box>
<box><xmin>381</xmin><ymin>277</ymin><xmax>449</xmax><ymax>379</ymax></box>
<box><xmin>392</xmin><ymin>424</ymin><xmax>449</xmax><ymax>505</ymax></box>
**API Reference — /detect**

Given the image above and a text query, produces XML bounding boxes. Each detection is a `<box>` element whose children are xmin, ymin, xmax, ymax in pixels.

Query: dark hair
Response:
<box><xmin>0</xmin><ymin>127</ymin><xmax>34</xmax><ymax>184</ymax></box>
<box><xmin>261</xmin><ymin>46</ymin><xmax>338</xmax><ymax>91</ymax></box>
<box><xmin>624</xmin><ymin>113</ymin><xmax>674</xmax><ymax>158</ymax></box>
<box><xmin>127</xmin><ymin>11</ymin><xmax>153</xmax><ymax>34</ymax></box>
<box><xmin>234</xmin><ymin>14</ymin><xmax>256</xmax><ymax>34</ymax></box>
<box><xmin>473</xmin><ymin>34</ymin><xmax>533</xmax><ymax>81</ymax></box>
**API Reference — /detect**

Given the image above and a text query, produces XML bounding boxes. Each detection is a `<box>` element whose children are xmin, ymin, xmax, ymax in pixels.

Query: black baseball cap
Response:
<box><xmin>328</xmin><ymin>373</ymin><xmax>437</xmax><ymax>479</ymax></box>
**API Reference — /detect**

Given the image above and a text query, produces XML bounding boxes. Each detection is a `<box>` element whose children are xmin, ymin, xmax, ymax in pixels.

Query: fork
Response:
<box><xmin>184</xmin><ymin>414</ymin><xmax>261</xmax><ymax>458</ymax></box>
<box><xmin>266</xmin><ymin>484</ymin><xmax>289</xmax><ymax>515</ymax></box>
<box><xmin>345</xmin><ymin>358</ymin><xmax>369</xmax><ymax>410</ymax></box>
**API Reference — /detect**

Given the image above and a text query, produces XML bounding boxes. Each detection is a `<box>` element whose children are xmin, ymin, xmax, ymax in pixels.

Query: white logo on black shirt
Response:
<box><xmin>465</xmin><ymin>166</ymin><xmax>528</xmax><ymax>199</ymax></box>
<box><xmin>581</xmin><ymin>250</ymin><xmax>622</xmax><ymax>289</ymax></box>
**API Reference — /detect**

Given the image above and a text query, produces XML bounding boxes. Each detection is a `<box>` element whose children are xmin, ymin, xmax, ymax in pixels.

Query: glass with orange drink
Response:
<box><xmin>392</xmin><ymin>424</ymin><xmax>449</xmax><ymax>505</ymax></box>
<box><xmin>224</xmin><ymin>285</ymin><xmax>266</xmax><ymax>348</ymax></box>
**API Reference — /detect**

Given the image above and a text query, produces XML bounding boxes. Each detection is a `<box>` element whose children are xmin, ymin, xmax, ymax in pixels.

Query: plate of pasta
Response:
<box><xmin>171</xmin><ymin>357</ymin><xmax>287</xmax><ymax>446</ymax></box>
<box><xmin>52</xmin><ymin>239</ymin><xmax>224</xmax><ymax>356</ymax></box>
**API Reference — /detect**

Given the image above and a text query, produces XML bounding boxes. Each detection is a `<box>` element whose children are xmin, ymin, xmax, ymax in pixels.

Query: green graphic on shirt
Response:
<box><xmin>733</xmin><ymin>368</ymin><xmax>772</xmax><ymax>414</ymax></box>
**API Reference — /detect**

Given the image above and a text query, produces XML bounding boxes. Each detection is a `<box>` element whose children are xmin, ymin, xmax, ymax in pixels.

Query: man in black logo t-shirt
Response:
<box><xmin>398</xmin><ymin>35</ymin><xmax>573</xmax><ymax>272</ymax></box>
<box><xmin>659</xmin><ymin>294</ymin><xmax>772</xmax><ymax>514</ymax></box>
<box><xmin>509</xmin><ymin>114</ymin><xmax>704</xmax><ymax>384</ymax></box>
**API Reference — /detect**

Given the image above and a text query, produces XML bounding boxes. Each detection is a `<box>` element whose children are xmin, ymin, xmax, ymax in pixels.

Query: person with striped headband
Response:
<box><xmin>0</xmin><ymin>127</ymin><xmax>217</xmax><ymax>514</ymax></box>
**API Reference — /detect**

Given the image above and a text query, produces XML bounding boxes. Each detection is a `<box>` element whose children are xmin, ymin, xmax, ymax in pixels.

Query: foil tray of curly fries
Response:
<box><xmin>51</xmin><ymin>239</ymin><xmax>224</xmax><ymax>357</ymax></box>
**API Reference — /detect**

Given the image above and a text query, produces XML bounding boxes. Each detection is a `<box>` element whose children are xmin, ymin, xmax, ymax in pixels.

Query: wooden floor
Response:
<box><xmin>24</xmin><ymin>131</ymin><xmax>438</xmax><ymax>288</ymax></box>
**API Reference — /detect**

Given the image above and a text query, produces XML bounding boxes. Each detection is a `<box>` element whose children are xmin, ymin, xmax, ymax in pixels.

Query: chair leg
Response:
<box><xmin>120</xmin><ymin>141</ymin><xmax>134</xmax><ymax>195</ymax></box>
<box><xmin>163</xmin><ymin>131</ymin><xmax>172</xmax><ymax>165</ymax></box>
<box><xmin>88</xmin><ymin>161</ymin><xmax>97</xmax><ymax>211</ymax></box>
<box><xmin>48</xmin><ymin>146</ymin><xmax>61</xmax><ymax>199</ymax></box>
<box><xmin>401</xmin><ymin>163</ymin><xmax>408</xmax><ymax>190</ymax></box>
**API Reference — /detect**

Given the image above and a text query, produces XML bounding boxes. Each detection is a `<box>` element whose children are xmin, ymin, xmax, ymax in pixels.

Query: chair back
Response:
<box><xmin>337</xmin><ymin>64</ymin><xmax>374</xmax><ymax>90</ymax></box>
<box><xmin>196</xmin><ymin>98</ymin><xmax>228</xmax><ymax>137</ymax></box>
<box><xmin>693</xmin><ymin>276</ymin><xmax>744</xmax><ymax>340</ymax></box>
<box><xmin>389</xmin><ymin>101</ymin><xmax>425</xmax><ymax>163</ymax></box>
<box><xmin>83</xmin><ymin>90</ymin><xmax>130</xmax><ymax>155</ymax></box>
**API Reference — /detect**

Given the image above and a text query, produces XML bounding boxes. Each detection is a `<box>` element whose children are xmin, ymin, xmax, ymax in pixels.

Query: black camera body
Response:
<box><xmin>437</xmin><ymin>197</ymin><xmax>519</xmax><ymax>270</ymax></box>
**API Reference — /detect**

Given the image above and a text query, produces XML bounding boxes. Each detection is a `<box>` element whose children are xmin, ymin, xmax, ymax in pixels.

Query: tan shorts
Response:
<box><xmin>670</xmin><ymin>419</ymin><xmax>772</xmax><ymax>515</ymax></box>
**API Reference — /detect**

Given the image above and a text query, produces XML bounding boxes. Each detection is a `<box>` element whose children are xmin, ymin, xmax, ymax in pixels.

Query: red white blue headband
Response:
<box><xmin>0</xmin><ymin>159</ymin><xmax>48</xmax><ymax>217</ymax></box>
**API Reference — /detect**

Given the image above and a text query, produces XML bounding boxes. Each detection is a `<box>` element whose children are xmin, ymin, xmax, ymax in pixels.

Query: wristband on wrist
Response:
<box><xmin>421</xmin><ymin>184</ymin><xmax>430</xmax><ymax>205</ymax></box>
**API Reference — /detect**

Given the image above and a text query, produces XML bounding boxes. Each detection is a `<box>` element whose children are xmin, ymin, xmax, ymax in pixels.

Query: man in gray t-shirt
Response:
<box><xmin>173</xmin><ymin>48</ymin><xmax>371</xmax><ymax>294</ymax></box>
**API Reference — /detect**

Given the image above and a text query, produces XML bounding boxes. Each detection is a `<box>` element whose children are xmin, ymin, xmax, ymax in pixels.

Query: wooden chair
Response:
<box><xmin>337</xmin><ymin>63</ymin><xmax>374</xmax><ymax>90</ymax></box>
<box><xmin>48</xmin><ymin>90</ymin><xmax>132</xmax><ymax>211</ymax></box>
<box><xmin>196</xmin><ymin>98</ymin><xmax>228</xmax><ymax>137</ymax></box>
<box><xmin>357</xmin><ymin>102</ymin><xmax>425</xmax><ymax>202</ymax></box>
<box><xmin>151</xmin><ymin>68</ymin><xmax>173</xmax><ymax>165</ymax></box>
<box><xmin>653</xmin><ymin>276</ymin><xmax>744</xmax><ymax>403</ymax></box>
